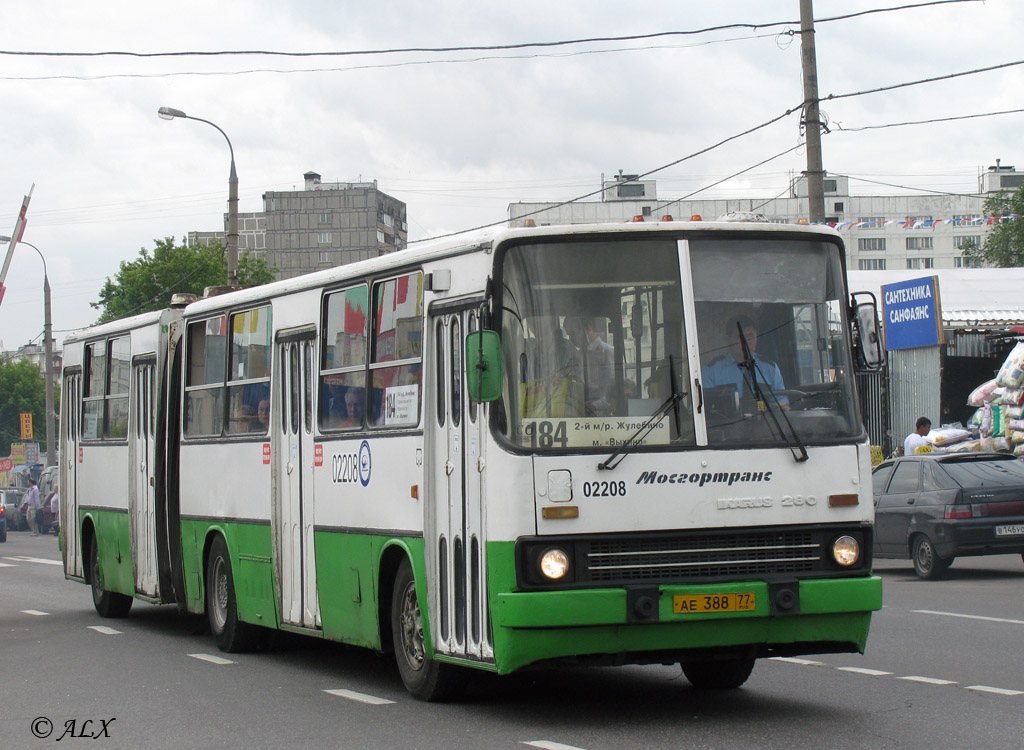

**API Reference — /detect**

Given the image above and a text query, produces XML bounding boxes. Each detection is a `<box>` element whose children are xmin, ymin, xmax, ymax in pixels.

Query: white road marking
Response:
<box><xmin>188</xmin><ymin>653</ymin><xmax>235</xmax><ymax>665</ymax></box>
<box><xmin>965</xmin><ymin>685</ymin><xmax>1024</xmax><ymax>696</ymax></box>
<box><xmin>769</xmin><ymin>657</ymin><xmax>824</xmax><ymax>666</ymax></box>
<box><xmin>898</xmin><ymin>676</ymin><xmax>957</xmax><ymax>685</ymax></box>
<box><xmin>912</xmin><ymin>609</ymin><xmax>1024</xmax><ymax>627</ymax></box>
<box><xmin>836</xmin><ymin>667</ymin><xmax>893</xmax><ymax>676</ymax></box>
<box><xmin>0</xmin><ymin>562</ymin><xmax>17</xmax><ymax>567</ymax></box>
<box><xmin>21</xmin><ymin>610</ymin><xmax>49</xmax><ymax>616</ymax></box>
<box><xmin>4</xmin><ymin>555</ymin><xmax>62</xmax><ymax>566</ymax></box>
<box><xmin>523</xmin><ymin>742</ymin><xmax>588</xmax><ymax>750</ymax></box>
<box><xmin>323</xmin><ymin>688</ymin><xmax>395</xmax><ymax>705</ymax></box>
<box><xmin>88</xmin><ymin>626</ymin><xmax>122</xmax><ymax>635</ymax></box>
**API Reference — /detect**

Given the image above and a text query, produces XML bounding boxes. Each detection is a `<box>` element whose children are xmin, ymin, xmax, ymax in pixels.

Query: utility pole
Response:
<box><xmin>800</xmin><ymin>0</ymin><xmax>826</xmax><ymax>223</ymax></box>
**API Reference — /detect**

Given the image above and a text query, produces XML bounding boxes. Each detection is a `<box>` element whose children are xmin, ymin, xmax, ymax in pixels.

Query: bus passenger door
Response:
<box><xmin>274</xmin><ymin>335</ymin><xmax>320</xmax><ymax>629</ymax></box>
<box><xmin>61</xmin><ymin>372</ymin><xmax>83</xmax><ymax>579</ymax></box>
<box><xmin>428</xmin><ymin>310</ymin><xmax>491</xmax><ymax>661</ymax></box>
<box><xmin>129</xmin><ymin>362</ymin><xmax>159</xmax><ymax>597</ymax></box>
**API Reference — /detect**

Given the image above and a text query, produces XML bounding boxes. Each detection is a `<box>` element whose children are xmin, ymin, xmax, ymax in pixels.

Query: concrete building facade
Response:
<box><xmin>189</xmin><ymin>171</ymin><xmax>407</xmax><ymax>281</ymax></box>
<box><xmin>508</xmin><ymin>162</ymin><xmax>1023</xmax><ymax>272</ymax></box>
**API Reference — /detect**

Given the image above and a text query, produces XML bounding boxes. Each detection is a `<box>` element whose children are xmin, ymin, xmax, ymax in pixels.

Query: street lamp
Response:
<box><xmin>157</xmin><ymin>106</ymin><xmax>240</xmax><ymax>286</ymax></box>
<box><xmin>0</xmin><ymin>235</ymin><xmax>55</xmax><ymax>468</ymax></box>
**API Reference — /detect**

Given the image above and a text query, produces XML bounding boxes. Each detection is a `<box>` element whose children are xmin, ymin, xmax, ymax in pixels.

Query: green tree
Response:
<box><xmin>962</xmin><ymin>184</ymin><xmax>1024</xmax><ymax>267</ymax></box>
<box><xmin>0</xmin><ymin>358</ymin><xmax>46</xmax><ymax>457</ymax></box>
<box><xmin>91</xmin><ymin>238</ymin><xmax>277</xmax><ymax>323</ymax></box>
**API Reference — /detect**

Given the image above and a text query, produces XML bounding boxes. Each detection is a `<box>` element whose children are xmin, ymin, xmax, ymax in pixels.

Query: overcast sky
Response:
<box><xmin>1</xmin><ymin>0</ymin><xmax>1020</xmax><ymax>349</ymax></box>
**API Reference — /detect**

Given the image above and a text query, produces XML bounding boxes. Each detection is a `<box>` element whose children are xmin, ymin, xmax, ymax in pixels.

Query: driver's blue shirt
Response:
<box><xmin>702</xmin><ymin>354</ymin><xmax>788</xmax><ymax>403</ymax></box>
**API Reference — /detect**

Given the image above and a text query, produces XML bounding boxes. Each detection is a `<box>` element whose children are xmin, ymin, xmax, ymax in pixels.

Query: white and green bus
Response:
<box><xmin>61</xmin><ymin>218</ymin><xmax>884</xmax><ymax>699</ymax></box>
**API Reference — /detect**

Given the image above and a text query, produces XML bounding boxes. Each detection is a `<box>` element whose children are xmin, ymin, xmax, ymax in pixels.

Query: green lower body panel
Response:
<box><xmin>485</xmin><ymin>542</ymin><xmax>882</xmax><ymax>675</ymax></box>
<box><xmin>180</xmin><ymin>519</ymin><xmax>277</xmax><ymax>628</ymax></box>
<box><xmin>81</xmin><ymin>509</ymin><xmax>133</xmax><ymax>596</ymax></box>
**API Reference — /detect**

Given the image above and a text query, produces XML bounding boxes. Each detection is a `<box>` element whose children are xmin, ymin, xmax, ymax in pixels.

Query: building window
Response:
<box><xmin>906</xmin><ymin>258</ymin><xmax>934</xmax><ymax>269</ymax></box>
<box><xmin>858</xmin><ymin>259</ymin><xmax>886</xmax><ymax>270</ymax></box>
<box><xmin>858</xmin><ymin>238</ymin><xmax>886</xmax><ymax>252</ymax></box>
<box><xmin>317</xmin><ymin>233</ymin><xmax>332</xmax><ymax>244</ymax></box>
<box><xmin>833</xmin><ymin>202</ymin><xmax>844</xmax><ymax>212</ymax></box>
<box><xmin>906</xmin><ymin>237</ymin><xmax>933</xmax><ymax>250</ymax></box>
<box><xmin>617</xmin><ymin>183</ymin><xmax>645</xmax><ymax>198</ymax></box>
<box><xmin>955</xmin><ymin>256</ymin><xmax>983</xmax><ymax>268</ymax></box>
<box><xmin>954</xmin><ymin>235</ymin><xmax>982</xmax><ymax>248</ymax></box>
<box><xmin>319</xmin><ymin>252</ymin><xmax>331</xmax><ymax>264</ymax></box>
<box><xmin>859</xmin><ymin>217</ymin><xmax>885</xmax><ymax>224</ymax></box>
<box><xmin>318</xmin><ymin>212</ymin><xmax>330</xmax><ymax>225</ymax></box>
<box><xmin>823</xmin><ymin>179</ymin><xmax>838</xmax><ymax>192</ymax></box>
<box><xmin>376</xmin><ymin>229</ymin><xmax>385</xmax><ymax>244</ymax></box>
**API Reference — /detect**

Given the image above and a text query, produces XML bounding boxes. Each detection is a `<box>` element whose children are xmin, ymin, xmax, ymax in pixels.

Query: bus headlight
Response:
<box><xmin>539</xmin><ymin>548</ymin><xmax>570</xmax><ymax>580</ymax></box>
<box><xmin>832</xmin><ymin>535</ymin><xmax>860</xmax><ymax>567</ymax></box>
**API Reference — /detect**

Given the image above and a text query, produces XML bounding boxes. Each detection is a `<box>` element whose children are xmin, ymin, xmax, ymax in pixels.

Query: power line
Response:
<box><xmin>0</xmin><ymin>1</ymin><xmax>978</xmax><ymax>59</ymax></box>
<box><xmin>824</xmin><ymin>59</ymin><xmax>1024</xmax><ymax>102</ymax></box>
<box><xmin>833</xmin><ymin>107</ymin><xmax>1024</xmax><ymax>132</ymax></box>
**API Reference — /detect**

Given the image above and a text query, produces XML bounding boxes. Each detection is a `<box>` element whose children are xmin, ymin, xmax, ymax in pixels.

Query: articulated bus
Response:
<box><xmin>61</xmin><ymin>219</ymin><xmax>884</xmax><ymax>699</ymax></box>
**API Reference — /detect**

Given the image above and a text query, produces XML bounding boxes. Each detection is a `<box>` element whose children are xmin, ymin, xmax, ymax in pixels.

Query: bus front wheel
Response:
<box><xmin>89</xmin><ymin>535</ymin><xmax>132</xmax><ymax>618</ymax></box>
<box><xmin>681</xmin><ymin>656</ymin><xmax>755</xmax><ymax>689</ymax></box>
<box><xmin>206</xmin><ymin>535</ymin><xmax>259</xmax><ymax>652</ymax></box>
<box><xmin>391</xmin><ymin>557</ymin><xmax>461</xmax><ymax>701</ymax></box>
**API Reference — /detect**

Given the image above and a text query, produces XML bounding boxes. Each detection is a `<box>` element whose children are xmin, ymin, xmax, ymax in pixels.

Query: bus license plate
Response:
<box><xmin>673</xmin><ymin>592</ymin><xmax>756</xmax><ymax>614</ymax></box>
<box><xmin>995</xmin><ymin>524</ymin><xmax>1024</xmax><ymax>537</ymax></box>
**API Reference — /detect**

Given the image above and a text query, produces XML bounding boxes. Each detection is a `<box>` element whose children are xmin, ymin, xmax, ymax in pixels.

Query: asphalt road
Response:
<box><xmin>2</xmin><ymin>530</ymin><xmax>1023</xmax><ymax>750</ymax></box>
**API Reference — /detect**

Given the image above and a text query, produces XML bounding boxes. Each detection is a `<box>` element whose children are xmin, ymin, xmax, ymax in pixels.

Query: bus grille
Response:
<box><xmin>583</xmin><ymin>530</ymin><xmax>821</xmax><ymax>583</ymax></box>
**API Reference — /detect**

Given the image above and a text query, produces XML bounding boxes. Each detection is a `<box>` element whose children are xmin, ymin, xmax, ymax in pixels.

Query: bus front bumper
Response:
<box><xmin>488</xmin><ymin>575</ymin><xmax>882</xmax><ymax>674</ymax></box>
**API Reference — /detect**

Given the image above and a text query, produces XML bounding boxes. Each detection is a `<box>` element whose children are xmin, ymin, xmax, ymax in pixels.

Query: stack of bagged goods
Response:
<box><xmin>923</xmin><ymin>424</ymin><xmax>974</xmax><ymax>453</ymax></box>
<box><xmin>963</xmin><ymin>341</ymin><xmax>1024</xmax><ymax>454</ymax></box>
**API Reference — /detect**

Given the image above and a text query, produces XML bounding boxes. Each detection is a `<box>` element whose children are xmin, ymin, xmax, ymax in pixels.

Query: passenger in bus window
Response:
<box><xmin>255</xmin><ymin>399</ymin><xmax>271</xmax><ymax>431</ymax></box>
<box><xmin>564</xmin><ymin>316</ymin><xmax>615</xmax><ymax>416</ymax></box>
<box><xmin>702</xmin><ymin>315</ymin><xmax>789</xmax><ymax>410</ymax></box>
<box><xmin>340</xmin><ymin>388</ymin><xmax>365</xmax><ymax>428</ymax></box>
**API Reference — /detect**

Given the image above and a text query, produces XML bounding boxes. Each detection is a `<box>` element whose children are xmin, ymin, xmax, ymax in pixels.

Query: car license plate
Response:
<box><xmin>995</xmin><ymin>524</ymin><xmax>1024</xmax><ymax>537</ymax></box>
<box><xmin>673</xmin><ymin>592</ymin><xmax>756</xmax><ymax>614</ymax></box>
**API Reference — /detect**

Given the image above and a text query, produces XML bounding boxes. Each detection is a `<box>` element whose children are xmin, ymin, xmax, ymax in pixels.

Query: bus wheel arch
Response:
<box><xmin>204</xmin><ymin>532</ymin><xmax>260</xmax><ymax>652</ymax></box>
<box><xmin>389</xmin><ymin>554</ymin><xmax>462</xmax><ymax>701</ymax></box>
<box><xmin>84</xmin><ymin>519</ymin><xmax>133</xmax><ymax>618</ymax></box>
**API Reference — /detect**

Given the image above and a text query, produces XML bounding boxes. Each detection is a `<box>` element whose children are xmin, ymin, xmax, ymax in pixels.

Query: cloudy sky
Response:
<box><xmin>1</xmin><ymin>0</ymin><xmax>1020</xmax><ymax>349</ymax></box>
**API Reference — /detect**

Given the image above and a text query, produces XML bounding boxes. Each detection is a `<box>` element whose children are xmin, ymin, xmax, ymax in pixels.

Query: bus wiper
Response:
<box><xmin>599</xmin><ymin>357</ymin><xmax>684</xmax><ymax>471</ymax></box>
<box><xmin>736</xmin><ymin>325</ymin><xmax>808</xmax><ymax>463</ymax></box>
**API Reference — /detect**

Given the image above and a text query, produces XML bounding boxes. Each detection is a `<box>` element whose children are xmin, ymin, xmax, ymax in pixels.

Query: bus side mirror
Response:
<box><xmin>850</xmin><ymin>292</ymin><xmax>884</xmax><ymax>372</ymax></box>
<box><xmin>465</xmin><ymin>330</ymin><xmax>503</xmax><ymax>402</ymax></box>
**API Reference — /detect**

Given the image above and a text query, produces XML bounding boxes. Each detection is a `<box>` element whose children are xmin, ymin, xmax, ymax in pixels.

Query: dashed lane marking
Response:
<box><xmin>21</xmin><ymin>610</ymin><xmax>49</xmax><ymax>616</ymax></box>
<box><xmin>912</xmin><ymin>609</ymin><xmax>1024</xmax><ymax>627</ymax></box>
<box><xmin>523</xmin><ymin>742</ymin><xmax>588</xmax><ymax>750</ymax></box>
<box><xmin>88</xmin><ymin>626</ymin><xmax>122</xmax><ymax>635</ymax></box>
<box><xmin>323</xmin><ymin>689</ymin><xmax>395</xmax><ymax>705</ymax></box>
<box><xmin>3</xmin><ymin>555</ymin><xmax>62</xmax><ymax>566</ymax></box>
<box><xmin>966</xmin><ymin>685</ymin><xmax>1024</xmax><ymax>696</ymax></box>
<box><xmin>188</xmin><ymin>653</ymin><xmax>235</xmax><ymax>665</ymax></box>
<box><xmin>897</xmin><ymin>676</ymin><xmax>957</xmax><ymax>685</ymax></box>
<box><xmin>0</xmin><ymin>562</ymin><xmax>17</xmax><ymax>567</ymax></box>
<box><xmin>768</xmin><ymin>657</ymin><xmax>824</xmax><ymax>666</ymax></box>
<box><xmin>836</xmin><ymin>667</ymin><xmax>893</xmax><ymax>676</ymax></box>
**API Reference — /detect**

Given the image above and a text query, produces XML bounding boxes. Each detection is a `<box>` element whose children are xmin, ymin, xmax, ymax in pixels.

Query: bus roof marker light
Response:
<box><xmin>661</xmin><ymin>215</ymin><xmax>674</xmax><ymax>221</ymax></box>
<box><xmin>631</xmin><ymin>215</ymin><xmax>645</xmax><ymax>222</ymax></box>
<box><xmin>690</xmin><ymin>215</ymin><xmax>702</xmax><ymax>221</ymax></box>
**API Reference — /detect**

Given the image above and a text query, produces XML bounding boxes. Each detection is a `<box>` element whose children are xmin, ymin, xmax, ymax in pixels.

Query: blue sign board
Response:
<box><xmin>881</xmin><ymin>275</ymin><xmax>944</xmax><ymax>351</ymax></box>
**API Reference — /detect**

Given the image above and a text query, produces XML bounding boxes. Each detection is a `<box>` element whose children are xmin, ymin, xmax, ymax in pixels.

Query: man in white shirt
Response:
<box><xmin>904</xmin><ymin>417</ymin><xmax>932</xmax><ymax>455</ymax></box>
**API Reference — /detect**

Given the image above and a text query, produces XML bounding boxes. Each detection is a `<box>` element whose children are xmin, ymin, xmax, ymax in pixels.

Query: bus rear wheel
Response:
<box><xmin>681</xmin><ymin>656</ymin><xmax>755</xmax><ymax>689</ymax></box>
<box><xmin>206</xmin><ymin>535</ymin><xmax>259</xmax><ymax>652</ymax></box>
<box><xmin>89</xmin><ymin>535</ymin><xmax>132</xmax><ymax>618</ymax></box>
<box><xmin>391</xmin><ymin>557</ymin><xmax>461</xmax><ymax>701</ymax></box>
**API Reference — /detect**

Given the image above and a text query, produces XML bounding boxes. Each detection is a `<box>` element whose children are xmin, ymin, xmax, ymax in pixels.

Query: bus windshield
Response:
<box><xmin>497</xmin><ymin>234</ymin><xmax>859</xmax><ymax>451</ymax></box>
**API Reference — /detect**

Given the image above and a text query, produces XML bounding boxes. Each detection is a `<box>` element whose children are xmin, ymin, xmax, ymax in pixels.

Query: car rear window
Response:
<box><xmin>940</xmin><ymin>458</ymin><xmax>1024</xmax><ymax>487</ymax></box>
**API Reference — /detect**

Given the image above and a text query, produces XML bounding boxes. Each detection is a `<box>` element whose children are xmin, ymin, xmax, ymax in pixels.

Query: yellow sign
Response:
<box><xmin>19</xmin><ymin>412</ymin><xmax>33</xmax><ymax>440</ymax></box>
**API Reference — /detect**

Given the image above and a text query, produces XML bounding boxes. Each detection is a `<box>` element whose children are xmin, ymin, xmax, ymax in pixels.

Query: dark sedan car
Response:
<box><xmin>872</xmin><ymin>453</ymin><xmax>1024</xmax><ymax>579</ymax></box>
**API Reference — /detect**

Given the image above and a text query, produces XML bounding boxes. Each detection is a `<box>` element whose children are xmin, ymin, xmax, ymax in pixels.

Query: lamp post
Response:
<box><xmin>157</xmin><ymin>106</ymin><xmax>239</xmax><ymax>286</ymax></box>
<box><xmin>0</xmin><ymin>235</ymin><xmax>54</xmax><ymax>468</ymax></box>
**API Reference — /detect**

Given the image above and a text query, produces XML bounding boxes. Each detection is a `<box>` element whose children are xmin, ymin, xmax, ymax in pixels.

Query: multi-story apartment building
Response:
<box><xmin>508</xmin><ymin>162</ymin><xmax>1023</xmax><ymax>271</ymax></box>
<box><xmin>190</xmin><ymin>171</ymin><xmax>407</xmax><ymax>280</ymax></box>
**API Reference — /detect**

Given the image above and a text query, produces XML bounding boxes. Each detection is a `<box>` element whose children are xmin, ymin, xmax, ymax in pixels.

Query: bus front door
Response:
<box><xmin>129</xmin><ymin>361</ymin><xmax>159</xmax><ymax>597</ymax></box>
<box><xmin>61</xmin><ymin>371</ymin><xmax>83</xmax><ymax>580</ymax></box>
<box><xmin>274</xmin><ymin>335</ymin><xmax>320</xmax><ymax>630</ymax></box>
<box><xmin>427</xmin><ymin>310</ymin><xmax>491</xmax><ymax>662</ymax></box>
